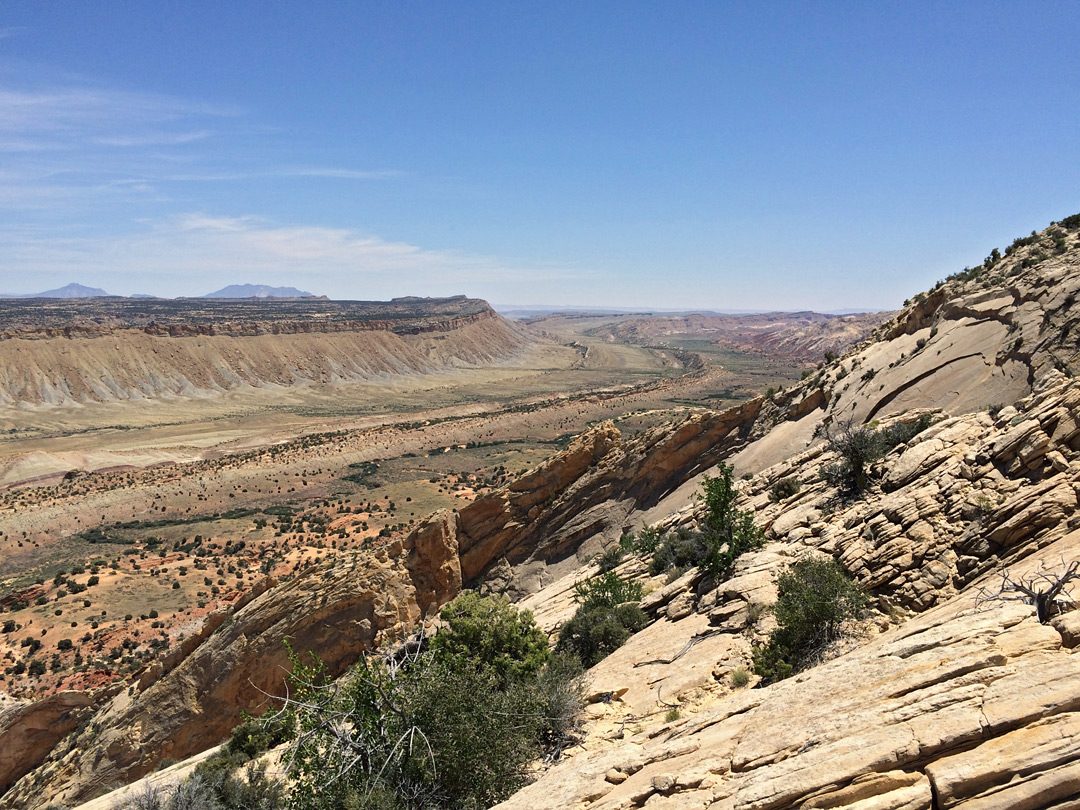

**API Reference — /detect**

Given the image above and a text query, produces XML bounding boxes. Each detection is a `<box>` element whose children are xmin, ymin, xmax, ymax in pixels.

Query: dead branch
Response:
<box><xmin>975</xmin><ymin>556</ymin><xmax>1080</xmax><ymax>623</ymax></box>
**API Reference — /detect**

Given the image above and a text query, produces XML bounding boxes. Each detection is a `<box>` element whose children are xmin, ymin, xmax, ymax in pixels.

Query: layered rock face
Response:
<box><xmin>0</xmin><ymin>689</ymin><xmax>106</xmax><ymax>796</ymax></box>
<box><xmin>0</xmin><ymin>528</ymin><xmax>461</xmax><ymax>810</ymax></box>
<box><xmin>801</xmin><ymin>224</ymin><xmax>1079</xmax><ymax>428</ymax></box>
<box><xmin>487</xmin><ymin>222</ymin><xmax>1080</xmax><ymax>810</ymax></box>
<box><xmin>430</xmin><ymin>397</ymin><xmax>763</xmax><ymax>597</ymax></box>
<box><xmin>502</xmin><ymin>575</ymin><xmax>1080</xmax><ymax>810</ymax></box>
<box><xmin>495</xmin><ymin>372</ymin><xmax>1080</xmax><ymax>810</ymax></box>
<box><xmin>0</xmin><ymin>305</ymin><xmax>529</xmax><ymax>406</ymax></box>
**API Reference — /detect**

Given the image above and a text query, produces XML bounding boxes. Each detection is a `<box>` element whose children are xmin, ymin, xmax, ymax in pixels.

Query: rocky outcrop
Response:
<box><xmin>0</xmin><ymin>547</ymin><xmax>432</xmax><ymax>809</ymax></box>
<box><xmin>739</xmin><ymin>221</ymin><xmax>1080</xmax><ymax>468</ymax></box>
<box><xmin>738</xmin><ymin>373</ymin><xmax>1080</xmax><ymax>614</ymax></box>
<box><xmin>0</xmin><ymin>689</ymin><xmax>106</xmax><ymax>795</ymax></box>
<box><xmin>499</xmin><ymin>571</ymin><xmax>1080</xmax><ymax>810</ymax></box>
<box><xmin>415</xmin><ymin>398</ymin><xmax>764</xmax><ymax>597</ymax></box>
<box><xmin>494</xmin><ymin>369</ymin><xmax>1080</xmax><ymax>810</ymax></box>
<box><xmin>493</xmin><ymin>238</ymin><xmax>1080</xmax><ymax>810</ymax></box>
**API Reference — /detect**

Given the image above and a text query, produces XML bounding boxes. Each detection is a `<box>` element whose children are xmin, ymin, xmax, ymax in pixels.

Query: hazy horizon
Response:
<box><xmin>1</xmin><ymin>3</ymin><xmax>1078</xmax><ymax>310</ymax></box>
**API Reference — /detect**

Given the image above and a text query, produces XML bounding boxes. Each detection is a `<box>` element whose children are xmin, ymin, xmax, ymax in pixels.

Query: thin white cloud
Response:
<box><xmin>277</xmin><ymin>167</ymin><xmax>405</xmax><ymax>180</ymax></box>
<box><xmin>0</xmin><ymin>214</ymin><xmax>584</xmax><ymax>298</ymax></box>
<box><xmin>0</xmin><ymin>87</ymin><xmax>237</xmax><ymax>136</ymax></box>
<box><xmin>94</xmin><ymin>130</ymin><xmax>215</xmax><ymax>148</ymax></box>
<box><xmin>0</xmin><ymin>76</ymin><xmax>401</xmax><ymax>215</ymax></box>
<box><xmin>158</xmin><ymin>167</ymin><xmax>404</xmax><ymax>183</ymax></box>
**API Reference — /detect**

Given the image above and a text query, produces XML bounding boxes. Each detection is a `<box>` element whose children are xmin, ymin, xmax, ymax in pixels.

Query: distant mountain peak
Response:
<box><xmin>0</xmin><ymin>282</ymin><xmax>112</xmax><ymax>299</ymax></box>
<box><xmin>201</xmin><ymin>283</ymin><xmax>316</xmax><ymax>299</ymax></box>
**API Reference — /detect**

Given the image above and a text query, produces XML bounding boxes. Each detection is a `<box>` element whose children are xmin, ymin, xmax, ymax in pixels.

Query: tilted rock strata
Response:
<box><xmin>741</xmin><ymin>222</ymin><xmax>1080</xmax><ymax>467</ymax></box>
<box><xmin>497</xmin><ymin>583</ymin><xmax>1080</xmax><ymax>810</ymax></box>
<box><xmin>0</xmin><ymin>689</ymin><xmax>111</xmax><ymax>796</ymax></box>
<box><xmin>488</xmin><ymin>556</ymin><xmax>1080</xmax><ymax>810</ymax></box>
<box><xmin>499</xmin><ymin>375</ymin><xmax>1080</xmax><ymax>810</ymax></box>
<box><xmin>423</xmin><ymin>398</ymin><xmax>763</xmax><ymax>597</ymax></box>
<box><xmin>0</xmin><ymin>527</ymin><xmax>461</xmax><ymax>810</ymax></box>
<box><xmin>743</xmin><ymin>373</ymin><xmax>1080</xmax><ymax>614</ymax></box>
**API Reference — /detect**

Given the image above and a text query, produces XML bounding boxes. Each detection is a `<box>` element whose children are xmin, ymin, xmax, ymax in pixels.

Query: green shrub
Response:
<box><xmin>648</xmin><ymin>526</ymin><xmax>708</xmax><ymax>578</ymax></box>
<box><xmin>281</xmin><ymin>614</ymin><xmax>583</xmax><ymax>810</ymax></box>
<box><xmin>730</xmin><ymin>667</ymin><xmax>750</xmax><ymax>688</ymax></box>
<box><xmin>643</xmin><ymin>465</ymin><xmax>762</xmax><ymax>582</ymax></box>
<box><xmin>697</xmin><ymin>464</ymin><xmax>764</xmax><ymax>579</ymax></box>
<box><xmin>556</xmin><ymin>603</ymin><xmax>649</xmax><ymax>668</ymax></box>
<box><xmin>225</xmin><ymin>713</ymin><xmax>293</xmax><ymax>761</ymax></box>
<box><xmin>752</xmin><ymin>557</ymin><xmax>867</xmax><ymax>684</ymax></box>
<box><xmin>572</xmin><ymin>570</ymin><xmax>643</xmax><ymax>609</ymax></box>
<box><xmin>820</xmin><ymin>415</ymin><xmax>932</xmax><ymax>494</ymax></box>
<box><xmin>430</xmin><ymin>592</ymin><xmax>549</xmax><ymax>686</ymax></box>
<box><xmin>595</xmin><ymin>545</ymin><xmax>625</xmax><ymax>573</ymax></box>
<box><xmin>620</xmin><ymin>526</ymin><xmax>662</xmax><ymax>555</ymax></box>
<box><xmin>557</xmin><ymin>572</ymin><xmax>647</xmax><ymax>668</ymax></box>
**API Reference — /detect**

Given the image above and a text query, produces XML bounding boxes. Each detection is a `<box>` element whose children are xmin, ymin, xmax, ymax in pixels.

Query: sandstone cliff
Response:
<box><xmin>493</xmin><ymin>366</ymin><xmax>1080</xmax><ymax>810</ymax></box>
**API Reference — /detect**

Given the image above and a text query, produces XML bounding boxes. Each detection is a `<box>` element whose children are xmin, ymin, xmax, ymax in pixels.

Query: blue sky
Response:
<box><xmin>1</xmin><ymin>2</ymin><xmax>1078</xmax><ymax>309</ymax></box>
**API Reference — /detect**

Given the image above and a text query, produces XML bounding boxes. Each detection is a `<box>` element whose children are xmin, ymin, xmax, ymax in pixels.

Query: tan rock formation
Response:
<box><xmin>0</xmin><ymin>306</ymin><xmax>530</xmax><ymax>407</ymax></box>
<box><xmin>432</xmin><ymin>398</ymin><xmax>764</xmax><ymax>597</ymax></box>
<box><xmin>0</xmin><ymin>689</ymin><xmax>105</xmax><ymax>795</ymax></box>
<box><xmin>496</xmin><ymin>541</ymin><xmax>1080</xmax><ymax>810</ymax></box>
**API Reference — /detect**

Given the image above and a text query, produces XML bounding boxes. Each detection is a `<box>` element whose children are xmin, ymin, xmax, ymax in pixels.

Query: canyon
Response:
<box><xmin>2</xmin><ymin>217</ymin><xmax>1080</xmax><ymax>809</ymax></box>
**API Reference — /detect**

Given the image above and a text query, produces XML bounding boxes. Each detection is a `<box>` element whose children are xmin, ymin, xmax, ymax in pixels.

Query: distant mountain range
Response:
<box><xmin>201</xmin><ymin>284</ymin><xmax>316</xmax><ymax>299</ymax></box>
<box><xmin>0</xmin><ymin>282</ymin><xmax>319</xmax><ymax>299</ymax></box>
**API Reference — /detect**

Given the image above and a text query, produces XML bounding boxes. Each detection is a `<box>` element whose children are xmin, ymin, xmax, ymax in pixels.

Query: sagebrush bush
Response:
<box><xmin>768</xmin><ymin>476</ymin><xmax>801</xmax><ymax>503</ymax></box>
<box><xmin>556</xmin><ymin>603</ymin><xmax>649</xmax><ymax>668</ymax></box>
<box><xmin>648</xmin><ymin>526</ymin><xmax>707</xmax><ymax>578</ymax></box>
<box><xmin>572</xmin><ymin>570</ymin><xmax>644</xmax><ymax>609</ymax></box>
<box><xmin>752</xmin><ymin>556</ymin><xmax>868</xmax><ymax>684</ymax></box>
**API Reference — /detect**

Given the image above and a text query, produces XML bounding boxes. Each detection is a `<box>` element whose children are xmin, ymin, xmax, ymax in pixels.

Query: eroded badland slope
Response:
<box><xmin>0</xmin><ymin>297</ymin><xmax>528</xmax><ymax>407</ymax></box>
<box><xmin>4</xmin><ymin>217</ymin><xmax>1080</xmax><ymax>809</ymax></box>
